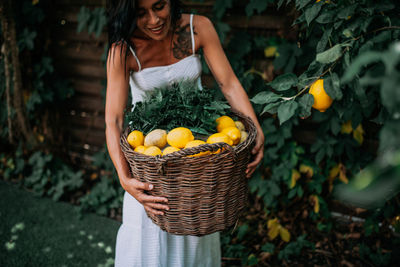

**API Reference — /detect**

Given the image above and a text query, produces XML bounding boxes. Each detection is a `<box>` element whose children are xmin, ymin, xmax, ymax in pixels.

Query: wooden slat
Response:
<box><xmin>66</xmin><ymin>113</ymin><xmax>105</xmax><ymax>130</ymax></box>
<box><xmin>54</xmin><ymin>42</ymin><xmax>106</xmax><ymax>61</ymax></box>
<box><xmin>55</xmin><ymin>59</ymin><xmax>106</xmax><ymax>79</ymax></box>
<box><xmin>65</xmin><ymin>94</ymin><xmax>104</xmax><ymax>112</ymax></box>
<box><xmin>52</xmin><ymin>24</ymin><xmax>108</xmax><ymax>43</ymax></box>
<box><xmin>70</xmin><ymin>77</ymin><xmax>105</xmax><ymax>96</ymax></box>
<box><xmin>67</xmin><ymin>127</ymin><xmax>106</xmax><ymax>147</ymax></box>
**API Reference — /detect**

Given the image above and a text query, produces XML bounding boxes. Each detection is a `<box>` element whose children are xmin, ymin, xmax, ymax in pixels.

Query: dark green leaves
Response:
<box><xmin>305</xmin><ymin>3</ymin><xmax>322</xmax><ymax>25</ymax></box>
<box><xmin>323</xmin><ymin>73</ymin><xmax>342</xmax><ymax>100</ymax></box>
<box><xmin>251</xmin><ymin>91</ymin><xmax>281</xmax><ymax>105</ymax></box>
<box><xmin>316</xmin><ymin>44</ymin><xmax>343</xmax><ymax>64</ymax></box>
<box><xmin>268</xmin><ymin>73</ymin><xmax>298</xmax><ymax>91</ymax></box>
<box><xmin>341</xmin><ymin>51</ymin><xmax>382</xmax><ymax>83</ymax></box>
<box><xmin>77</xmin><ymin>6</ymin><xmax>107</xmax><ymax>37</ymax></box>
<box><xmin>125</xmin><ymin>82</ymin><xmax>230</xmax><ymax>134</ymax></box>
<box><xmin>278</xmin><ymin>100</ymin><xmax>298</xmax><ymax>125</ymax></box>
<box><xmin>245</xmin><ymin>0</ymin><xmax>271</xmax><ymax>17</ymax></box>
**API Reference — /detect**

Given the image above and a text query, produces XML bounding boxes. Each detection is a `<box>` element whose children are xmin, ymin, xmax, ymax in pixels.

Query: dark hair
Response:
<box><xmin>106</xmin><ymin>0</ymin><xmax>182</xmax><ymax>65</ymax></box>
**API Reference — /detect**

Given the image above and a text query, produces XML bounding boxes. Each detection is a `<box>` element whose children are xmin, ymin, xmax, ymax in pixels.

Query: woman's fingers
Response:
<box><xmin>144</xmin><ymin>206</ymin><xmax>165</xmax><ymax>216</ymax></box>
<box><xmin>246</xmin><ymin>145</ymin><xmax>264</xmax><ymax>178</ymax></box>
<box><xmin>140</xmin><ymin>194</ymin><xmax>168</xmax><ymax>204</ymax></box>
<box><xmin>131</xmin><ymin>179</ymin><xmax>154</xmax><ymax>191</ymax></box>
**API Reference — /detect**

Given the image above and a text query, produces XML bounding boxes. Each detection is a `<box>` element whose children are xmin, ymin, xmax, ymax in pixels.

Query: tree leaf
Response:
<box><xmin>324</xmin><ymin>73</ymin><xmax>342</xmax><ymax>100</ymax></box>
<box><xmin>305</xmin><ymin>3</ymin><xmax>322</xmax><ymax>26</ymax></box>
<box><xmin>268</xmin><ymin>73</ymin><xmax>298</xmax><ymax>91</ymax></box>
<box><xmin>268</xmin><ymin>219</ymin><xmax>280</xmax><ymax>240</ymax></box>
<box><xmin>341</xmin><ymin>51</ymin><xmax>382</xmax><ymax>83</ymax></box>
<box><xmin>338</xmin><ymin>4</ymin><xmax>357</xmax><ymax>20</ymax></box>
<box><xmin>279</xmin><ymin>227</ymin><xmax>291</xmax><ymax>242</ymax></box>
<box><xmin>277</xmin><ymin>100</ymin><xmax>298</xmax><ymax>125</ymax></box>
<box><xmin>251</xmin><ymin>91</ymin><xmax>281</xmax><ymax>105</ymax></box>
<box><xmin>316</xmin><ymin>27</ymin><xmax>333</xmax><ymax>53</ymax></box>
<box><xmin>298</xmin><ymin>94</ymin><xmax>314</xmax><ymax>118</ymax></box>
<box><xmin>245</xmin><ymin>0</ymin><xmax>270</xmax><ymax>17</ymax></box>
<box><xmin>260</xmin><ymin>102</ymin><xmax>279</xmax><ymax>115</ymax></box>
<box><xmin>316</xmin><ymin>44</ymin><xmax>343</xmax><ymax>64</ymax></box>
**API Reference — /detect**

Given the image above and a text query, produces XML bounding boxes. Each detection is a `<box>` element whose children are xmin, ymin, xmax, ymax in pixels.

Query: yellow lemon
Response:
<box><xmin>127</xmin><ymin>130</ymin><xmax>144</xmax><ymax>149</ymax></box>
<box><xmin>216</xmin><ymin>115</ymin><xmax>236</xmax><ymax>132</ymax></box>
<box><xmin>144</xmin><ymin>129</ymin><xmax>167</xmax><ymax>149</ymax></box>
<box><xmin>239</xmin><ymin>131</ymin><xmax>248</xmax><ymax>144</ymax></box>
<box><xmin>264</xmin><ymin>46</ymin><xmax>278</xmax><ymax>58</ymax></box>
<box><xmin>162</xmin><ymin>146</ymin><xmax>180</xmax><ymax>156</ymax></box>
<box><xmin>143</xmin><ymin>146</ymin><xmax>162</xmax><ymax>156</ymax></box>
<box><xmin>221</xmin><ymin>127</ymin><xmax>241</xmax><ymax>145</ymax></box>
<box><xmin>309</xmin><ymin>79</ymin><xmax>333</xmax><ymax>112</ymax></box>
<box><xmin>207</xmin><ymin>133</ymin><xmax>233</xmax><ymax>146</ymax></box>
<box><xmin>134</xmin><ymin>145</ymin><xmax>147</xmax><ymax>154</ymax></box>
<box><xmin>167</xmin><ymin>127</ymin><xmax>194</xmax><ymax>148</ymax></box>
<box><xmin>184</xmin><ymin>140</ymin><xmax>210</xmax><ymax>157</ymax></box>
<box><xmin>235</xmin><ymin>121</ymin><xmax>245</xmax><ymax>131</ymax></box>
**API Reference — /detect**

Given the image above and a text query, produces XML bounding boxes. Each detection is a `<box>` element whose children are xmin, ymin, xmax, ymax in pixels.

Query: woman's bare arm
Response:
<box><xmin>105</xmin><ymin>44</ymin><xmax>169</xmax><ymax>214</ymax></box>
<box><xmin>196</xmin><ymin>15</ymin><xmax>265</xmax><ymax>178</ymax></box>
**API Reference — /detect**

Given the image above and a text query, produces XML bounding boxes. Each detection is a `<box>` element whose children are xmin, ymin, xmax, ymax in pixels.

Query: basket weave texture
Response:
<box><xmin>120</xmin><ymin>110</ymin><xmax>257</xmax><ymax>236</ymax></box>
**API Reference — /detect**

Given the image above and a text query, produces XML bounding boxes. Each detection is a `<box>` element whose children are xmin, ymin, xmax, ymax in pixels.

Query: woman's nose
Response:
<box><xmin>148</xmin><ymin>11</ymin><xmax>160</xmax><ymax>25</ymax></box>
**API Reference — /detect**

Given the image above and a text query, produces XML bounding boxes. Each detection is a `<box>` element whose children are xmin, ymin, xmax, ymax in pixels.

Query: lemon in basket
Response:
<box><xmin>134</xmin><ymin>145</ymin><xmax>147</xmax><ymax>154</ymax></box>
<box><xmin>220</xmin><ymin>127</ymin><xmax>241</xmax><ymax>145</ymax></box>
<box><xmin>207</xmin><ymin>133</ymin><xmax>233</xmax><ymax>146</ymax></box>
<box><xmin>216</xmin><ymin>115</ymin><xmax>236</xmax><ymax>132</ymax></box>
<box><xmin>144</xmin><ymin>129</ymin><xmax>167</xmax><ymax>149</ymax></box>
<box><xmin>235</xmin><ymin>121</ymin><xmax>245</xmax><ymax>131</ymax></box>
<box><xmin>239</xmin><ymin>131</ymin><xmax>248</xmax><ymax>144</ymax></box>
<box><xmin>143</xmin><ymin>146</ymin><xmax>162</xmax><ymax>156</ymax></box>
<box><xmin>184</xmin><ymin>140</ymin><xmax>210</xmax><ymax>157</ymax></box>
<box><xmin>127</xmin><ymin>130</ymin><xmax>144</xmax><ymax>149</ymax></box>
<box><xmin>167</xmin><ymin>127</ymin><xmax>194</xmax><ymax>148</ymax></box>
<box><xmin>162</xmin><ymin>146</ymin><xmax>180</xmax><ymax>155</ymax></box>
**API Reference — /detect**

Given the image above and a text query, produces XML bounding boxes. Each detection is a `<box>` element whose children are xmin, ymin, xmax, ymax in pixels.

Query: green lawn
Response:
<box><xmin>0</xmin><ymin>180</ymin><xmax>120</xmax><ymax>267</ymax></box>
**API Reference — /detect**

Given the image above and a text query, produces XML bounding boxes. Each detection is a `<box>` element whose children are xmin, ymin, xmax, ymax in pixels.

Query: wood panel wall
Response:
<box><xmin>51</xmin><ymin>0</ymin><xmax>291</xmax><ymax>162</ymax></box>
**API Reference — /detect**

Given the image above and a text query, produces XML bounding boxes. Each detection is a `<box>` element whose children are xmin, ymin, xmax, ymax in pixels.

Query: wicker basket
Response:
<box><xmin>120</xmin><ymin>110</ymin><xmax>257</xmax><ymax>236</ymax></box>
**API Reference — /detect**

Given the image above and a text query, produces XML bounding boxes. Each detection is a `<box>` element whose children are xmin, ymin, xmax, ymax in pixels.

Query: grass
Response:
<box><xmin>0</xmin><ymin>180</ymin><xmax>120</xmax><ymax>267</ymax></box>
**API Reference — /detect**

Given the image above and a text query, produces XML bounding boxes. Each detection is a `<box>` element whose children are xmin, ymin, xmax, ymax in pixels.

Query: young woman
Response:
<box><xmin>105</xmin><ymin>0</ymin><xmax>265</xmax><ymax>266</ymax></box>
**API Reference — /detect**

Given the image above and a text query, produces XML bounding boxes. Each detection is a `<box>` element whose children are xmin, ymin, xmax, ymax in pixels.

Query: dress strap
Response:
<box><xmin>128</xmin><ymin>46</ymin><xmax>142</xmax><ymax>72</ymax></box>
<box><xmin>190</xmin><ymin>14</ymin><xmax>195</xmax><ymax>55</ymax></box>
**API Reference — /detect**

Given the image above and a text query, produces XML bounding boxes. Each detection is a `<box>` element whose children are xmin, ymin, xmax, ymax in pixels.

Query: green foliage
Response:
<box><xmin>24</xmin><ymin>151</ymin><xmax>84</xmax><ymax>201</ymax></box>
<box><xmin>77</xmin><ymin>6</ymin><xmax>107</xmax><ymax>37</ymax></box>
<box><xmin>77</xmin><ymin>146</ymin><xmax>124</xmax><ymax>216</ymax></box>
<box><xmin>221</xmin><ymin>0</ymin><xmax>400</xmax><ymax>264</ymax></box>
<box><xmin>125</xmin><ymin>81</ymin><xmax>230</xmax><ymax>135</ymax></box>
<box><xmin>278</xmin><ymin>235</ymin><xmax>314</xmax><ymax>261</ymax></box>
<box><xmin>0</xmin><ymin>0</ymin><xmax>74</xmax><ymax>143</ymax></box>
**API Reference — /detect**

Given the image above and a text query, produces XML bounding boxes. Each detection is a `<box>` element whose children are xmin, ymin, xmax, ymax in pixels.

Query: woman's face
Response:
<box><xmin>136</xmin><ymin>0</ymin><xmax>172</xmax><ymax>41</ymax></box>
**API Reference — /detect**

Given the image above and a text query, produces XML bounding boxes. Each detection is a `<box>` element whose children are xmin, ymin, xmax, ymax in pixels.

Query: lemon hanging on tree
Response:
<box><xmin>309</xmin><ymin>79</ymin><xmax>333</xmax><ymax>112</ymax></box>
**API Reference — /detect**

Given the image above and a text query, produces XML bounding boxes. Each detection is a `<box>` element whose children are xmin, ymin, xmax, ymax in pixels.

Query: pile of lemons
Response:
<box><xmin>126</xmin><ymin>115</ymin><xmax>248</xmax><ymax>157</ymax></box>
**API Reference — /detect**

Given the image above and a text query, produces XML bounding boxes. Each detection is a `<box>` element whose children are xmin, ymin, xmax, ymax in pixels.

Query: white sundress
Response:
<box><xmin>114</xmin><ymin>14</ymin><xmax>221</xmax><ymax>267</ymax></box>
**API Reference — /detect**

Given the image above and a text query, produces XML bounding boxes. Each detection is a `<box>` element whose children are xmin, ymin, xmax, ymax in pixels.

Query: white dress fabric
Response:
<box><xmin>115</xmin><ymin>14</ymin><xmax>221</xmax><ymax>267</ymax></box>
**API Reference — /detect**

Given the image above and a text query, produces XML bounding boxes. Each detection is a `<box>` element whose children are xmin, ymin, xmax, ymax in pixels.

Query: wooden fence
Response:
<box><xmin>50</xmin><ymin>0</ymin><xmax>291</xmax><ymax>162</ymax></box>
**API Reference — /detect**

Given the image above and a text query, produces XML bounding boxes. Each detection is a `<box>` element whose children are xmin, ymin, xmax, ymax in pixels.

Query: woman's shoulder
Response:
<box><xmin>180</xmin><ymin>13</ymin><xmax>213</xmax><ymax>28</ymax></box>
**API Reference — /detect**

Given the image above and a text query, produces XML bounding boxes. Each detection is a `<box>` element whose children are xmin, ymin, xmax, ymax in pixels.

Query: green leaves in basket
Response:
<box><xmin>125</xmin><ymin>81</ymin><xmax>230</xmax><ymax>134</ymax></box>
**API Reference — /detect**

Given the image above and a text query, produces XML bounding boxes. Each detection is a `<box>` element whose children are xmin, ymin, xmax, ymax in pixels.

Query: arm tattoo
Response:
<box><xmin>172</xmin><ymin>24</ymin><xmax>196</xmax><ymax>59</ymax></box>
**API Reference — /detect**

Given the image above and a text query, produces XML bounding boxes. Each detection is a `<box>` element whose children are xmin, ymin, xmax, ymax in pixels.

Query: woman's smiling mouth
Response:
<box><xmin>148</xmin><ymin>24</ymin><xmax>164</xmax><ymax>34</ymax></box>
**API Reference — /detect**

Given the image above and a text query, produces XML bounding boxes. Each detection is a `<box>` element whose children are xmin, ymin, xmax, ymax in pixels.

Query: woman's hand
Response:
<box><xmin>246</xmin><ymin>129</ymin><xmax>264</xmax><ymax>178</ymax></box>
<box><xmin>121</xmin><ymin>177</ymin><xmax>169</xmax><ymax>216</ymax></box>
